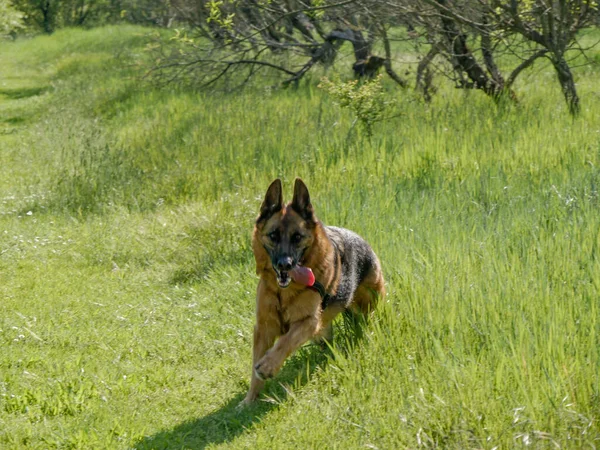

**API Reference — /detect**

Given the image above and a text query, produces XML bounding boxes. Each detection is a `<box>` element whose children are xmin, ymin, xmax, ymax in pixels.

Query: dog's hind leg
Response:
<box><xmin>351</xmin><ymin>266</ymin><xmax>385</xmax><ymax>315</ymax></box>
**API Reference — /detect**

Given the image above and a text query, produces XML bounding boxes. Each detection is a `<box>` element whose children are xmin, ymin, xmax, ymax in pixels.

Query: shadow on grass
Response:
<box><xmin>134</xmin><ymin>392</ymin><xmax>271</xmax><ymax>450</ymax></box>
<box><xmin>134</xmin><ymin>314</ymin><xmax>369</xmax><ymax>449</ymax></box>
<box><xmin>134</xmin><ymin>346</ymin><xmax>328</xmax><ymax>450</ymax></box>
<box><xmin>0</xmin><ymin>86</ymin><xmax>51</xmax><ymax>100</ymax></box>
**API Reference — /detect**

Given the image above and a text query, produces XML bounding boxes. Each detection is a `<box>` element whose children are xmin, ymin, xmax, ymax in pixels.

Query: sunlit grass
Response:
<box><xmin>0</xmin><ymin>26</ymin><xmax>599</xmax><ymax>448</ymax></box>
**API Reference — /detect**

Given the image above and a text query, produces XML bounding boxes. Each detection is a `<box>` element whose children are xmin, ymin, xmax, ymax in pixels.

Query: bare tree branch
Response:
<box><xmin>506</xmin><ymin>49</ymin><xmax>548</xmax><ymax>88</ymax></box>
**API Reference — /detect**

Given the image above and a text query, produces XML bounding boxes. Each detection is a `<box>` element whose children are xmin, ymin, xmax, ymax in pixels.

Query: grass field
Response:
<box><xmin>1</xmin><ymin>26</ymin><xmax>599</xmax><ymax>448</ymax></box>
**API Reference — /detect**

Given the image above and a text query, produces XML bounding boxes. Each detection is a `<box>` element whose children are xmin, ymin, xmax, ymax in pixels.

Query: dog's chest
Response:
<box><xmin>274</xmin><ymin>295</ymin><xmax>293</xmax><ymax>334</ymax></box>
<box><xmin>276</xmin><ymin>287</ymin><xmax>317</xmax><ymax>329</ymax></box>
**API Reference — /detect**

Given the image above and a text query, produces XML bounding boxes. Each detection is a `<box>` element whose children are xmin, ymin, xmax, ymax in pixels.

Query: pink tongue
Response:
<box><xmin>290</xmin><ymin>266</ymin><xmax>315</xmax><ymax>286</ymax></box>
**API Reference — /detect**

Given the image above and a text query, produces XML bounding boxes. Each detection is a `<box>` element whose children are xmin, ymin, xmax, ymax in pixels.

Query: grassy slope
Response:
<box><xmin>0</xmin><ymin>26</ymin><xmax>599</xmax><ymax>448</ymax></box>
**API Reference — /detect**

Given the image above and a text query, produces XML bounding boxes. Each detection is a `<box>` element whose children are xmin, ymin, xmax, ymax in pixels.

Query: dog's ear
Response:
<box><xmin>258</xmin><ymin>179</ymin><xmax>283</xmax><ymax>222</ymax></box>
<box><xmin>291</xmin><ymin>178</ymin><xmax>315</xmax><ymax>222</ymax></box>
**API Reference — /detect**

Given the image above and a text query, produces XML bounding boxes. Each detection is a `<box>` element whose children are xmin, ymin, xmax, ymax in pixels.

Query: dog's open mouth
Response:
<box><xmin>274</xmin><ymin>265</ymin><xmax>315</xmax><ymax>288</ymax></box>
<box><xmin>275</xmin><ymin>269</ymin><xmax>292</xmax><ymax>288</ymax></box>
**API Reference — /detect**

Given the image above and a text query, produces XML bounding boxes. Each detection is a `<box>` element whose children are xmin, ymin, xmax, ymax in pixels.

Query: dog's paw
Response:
<box><xmin>254</xmin><ymin>354</ymin><xmax>279</xmax><ymax>380</ymax></box>
<box><xmin>237</xmin><ymin>395</ymin><xmax>254</xmax><ymax>410</ymax></box>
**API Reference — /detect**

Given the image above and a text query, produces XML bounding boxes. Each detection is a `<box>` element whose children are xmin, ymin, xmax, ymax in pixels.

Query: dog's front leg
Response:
<box><xmin>241</xmin><ymin>282</ymin><xmax>280</xmax><ymax>406</ymax></box>
<box><xmin>254</xmin><ymin>315</ymin><xmax>319</xmax><ymax>380</ymax></box>
<box><xmin>241</xmin><ymin>320</ymin><xmax>279</xmax><ymax>405</ymax></box>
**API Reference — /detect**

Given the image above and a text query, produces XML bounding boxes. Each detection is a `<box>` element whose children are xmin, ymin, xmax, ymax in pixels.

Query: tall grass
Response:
<box><xmin>0</xmin><ymin>26</ymin><xmax>599</xmax><ymax>448</ymax></box>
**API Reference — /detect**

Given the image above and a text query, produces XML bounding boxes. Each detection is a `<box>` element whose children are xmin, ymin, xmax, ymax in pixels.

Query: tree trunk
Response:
<box><xmin>380</xmin><ymin>25</ymin><xmax>407</xmax><ymax>87</ymax></box>
<box><xmin>41</xmin><ymin>0</ymin><xmax>54</xmax><ymax>34</ymax></box>
<box><xmin>436</xmin><ymin>0</ymin><xmax>504</xmax><ymax>98</ymax></box>
<box><xmin>480</xmin><ymin>20</ymin><xmax>504</xmax><ymax>88</ymax></box>
<box><xmin>416</xmin><ymin>45</ymin><xmax>439</xmax><ymax>102</ymax></box>
<box><xmin>325</xmin><ymin>28</ymin><xmax>383</xmax><ymax>78</ymax></box>
<box><xmin>551</xmin><ymin>55</ymin><xmax>580</xmax><ymax>115</ymax></box>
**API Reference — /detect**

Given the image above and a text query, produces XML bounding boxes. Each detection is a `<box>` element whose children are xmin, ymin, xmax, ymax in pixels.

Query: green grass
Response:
<box><xmin>1</xmin><ymin>26</ymin><xmax>599</xmax><ymax>448</ymax></box>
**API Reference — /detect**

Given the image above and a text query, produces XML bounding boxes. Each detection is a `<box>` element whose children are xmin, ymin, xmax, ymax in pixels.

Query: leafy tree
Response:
<box><xmin>0</xmin><ymin>0</ymin><xmax>25</xmax><ymax>37</ymax></box>
<box><xmin>147</xmin><ymin>0</ymin><xmax>407</xmax><ymax>89</ymax></box>
<box><xmin>13</xmin><ymin>0</ymin><xmax>59</xmax><ymax>33</ymax></box>
<box><xmin>388</xmin><ymin>0</ymin><xmax>597</xmax><ymax>114</ymax></box>
<box><xmin>5</xmin><ymin>0</ymin><xmax>597</xmax><ymax>115</ymax></box>
<box><xmin>12</xmin><ymin>0</ymin><xmax>177</xmax><ymax>33</ymax></box>
<box><xmin>491</xmin><ymin>0</ymin><xmax>597</xmax><ymax>114</ymax></box>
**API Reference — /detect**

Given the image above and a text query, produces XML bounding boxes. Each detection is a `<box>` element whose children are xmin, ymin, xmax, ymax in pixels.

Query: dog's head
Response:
<box><xmin>255</xmin><ymin>178</ymin><xmax>317</xmax><ymax>288</ymax></box>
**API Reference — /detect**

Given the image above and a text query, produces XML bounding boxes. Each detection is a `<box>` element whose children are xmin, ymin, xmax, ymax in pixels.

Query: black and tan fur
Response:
<box><xmin>241</xmin><ymin>178</ymin><xmax>385</xmax><ymax>405</ymax></box>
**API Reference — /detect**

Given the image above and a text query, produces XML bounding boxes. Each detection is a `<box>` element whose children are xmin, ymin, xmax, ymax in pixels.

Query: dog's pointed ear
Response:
<box><xmin>258</xmin><ymin>179</ymin><xmax>283</xmax><ymax>222</ymax></box>
<box><xmin>291</xmin><ymin>178</ymin><xmax>315</xmax><ymax>222</ymax></box>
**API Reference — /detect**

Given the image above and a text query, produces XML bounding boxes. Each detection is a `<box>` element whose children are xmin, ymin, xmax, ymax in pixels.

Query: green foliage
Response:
<box><xmin>0</xmin><ymin>0</ymin><xmax>24</xmax><ymax>36</ymax></box>
<box><xmin>494</xmin><ymin>0</ymin><xmax>599</xmax><ymax>36</ymax></box>
<box><xmin>307</xmin><ymin>0</ymin><xmax>326</xmax><ymax>19</ymax></box>
<box><xmin>206</xmin><ymin>0</ymin><xmax>235</xmax><ymax>32</ymax></box>
<box><xmin>319</xmin><ymin>75</ymin><xmax>393</xmax><ymax>138</ymax></box>
<box><xmin>1</xmin><ymin>26</ymin><xmax>600</xmax><ymax>449</ymax></box>
<box><xmin>12</xmin><ymin>0</ymin><xmax>174</xmax><ymax>33</ymax></box>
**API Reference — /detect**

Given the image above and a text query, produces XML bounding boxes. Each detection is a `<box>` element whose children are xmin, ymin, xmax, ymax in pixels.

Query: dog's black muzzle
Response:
<box><xmin>272</xmin><ymin>255</ymin><xmax>298</xmax><ymax>288</ymax></box>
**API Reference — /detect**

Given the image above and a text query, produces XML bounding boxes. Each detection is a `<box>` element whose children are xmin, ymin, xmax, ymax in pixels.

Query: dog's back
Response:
<box><xmin>325</xmin><ymin>226</ymin><xmax>384</xmax><ymax>311</ymax></box>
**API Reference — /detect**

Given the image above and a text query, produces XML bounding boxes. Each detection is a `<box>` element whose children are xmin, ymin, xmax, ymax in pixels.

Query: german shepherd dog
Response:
<box><xmin>241</xmin><ymin>178</ymin><xmax>385</xmax><ymax>405</ymax></box>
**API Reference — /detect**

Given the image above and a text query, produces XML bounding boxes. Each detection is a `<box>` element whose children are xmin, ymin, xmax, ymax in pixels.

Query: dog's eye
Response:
<box><xmin>291</xmin><ymin>233</ymin><xmax>303</xmax><ymax>243</ymax></box>
<box><xmin>268</xmin><ymin>231</ymin><xmax>280</xmax><ymax>242</ymax></box>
